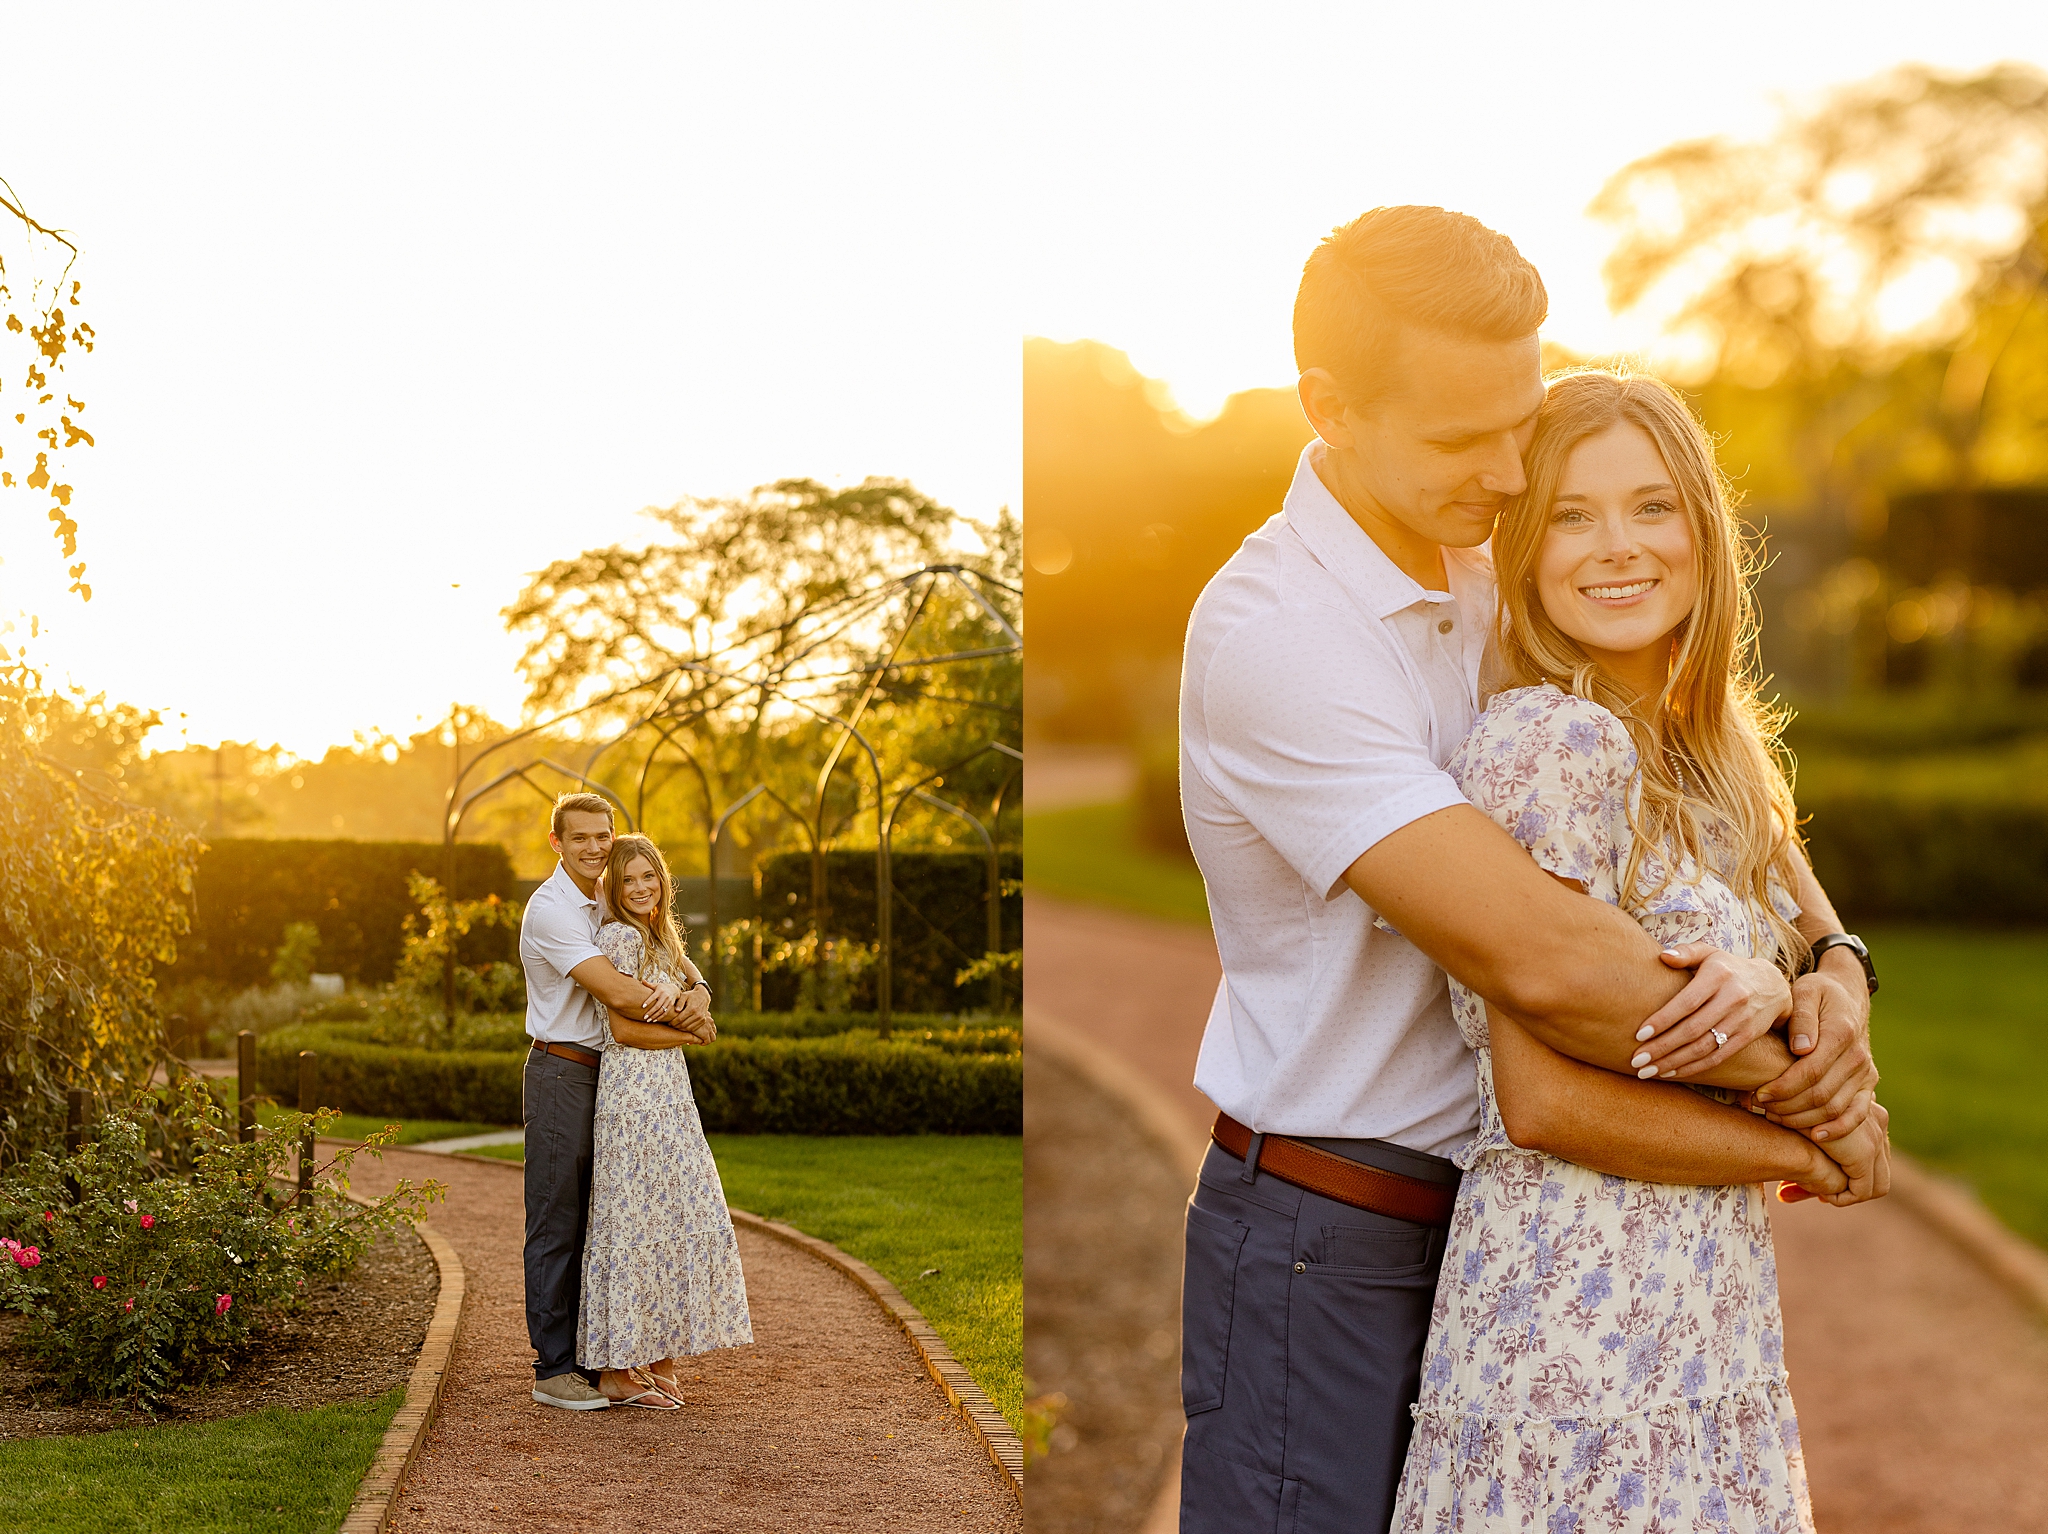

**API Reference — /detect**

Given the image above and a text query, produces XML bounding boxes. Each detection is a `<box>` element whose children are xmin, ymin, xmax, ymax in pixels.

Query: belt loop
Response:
<box><xmin>1240</xmin><ymin>1132</ymin><xmax>1264</xmax><ymax>1184</ymax></box>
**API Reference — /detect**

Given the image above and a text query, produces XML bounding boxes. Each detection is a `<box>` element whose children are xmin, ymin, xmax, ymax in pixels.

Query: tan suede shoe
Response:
<box><xmin>532</xmin><ymin>1372</ymin><xmax>610</xmax><ymax>1410</ymax></box>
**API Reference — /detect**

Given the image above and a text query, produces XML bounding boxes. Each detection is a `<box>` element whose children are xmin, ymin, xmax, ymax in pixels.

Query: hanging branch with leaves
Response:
<box><xmin>0</xmin><ymin>177</ymin><xmax>95</xmax><ymax>603</ymax></box>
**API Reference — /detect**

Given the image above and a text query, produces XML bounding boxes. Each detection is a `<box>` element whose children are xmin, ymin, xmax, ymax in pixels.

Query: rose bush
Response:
<box><xmin>0</xmin><ymin>1077</ymin><xmax>442</xmax><ymax>1406</ymax></box>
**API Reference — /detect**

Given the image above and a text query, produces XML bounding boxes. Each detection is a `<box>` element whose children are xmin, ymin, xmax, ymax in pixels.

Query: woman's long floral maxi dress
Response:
<box><xmin>576</xmin><ymin>922</ymin><xmax>753</xmax><ymax>1370</ymax></box>
<box><xmin>1393</xmin><ymin>684</ymin><xmax>1816</xmax><ymax>1534</ymax></box>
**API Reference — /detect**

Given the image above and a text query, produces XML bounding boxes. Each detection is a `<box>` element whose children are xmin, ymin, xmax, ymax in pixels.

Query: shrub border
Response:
<box><xmin>336</xmin><ymin>1193</ymin><xmax>467</xmax><ymax>1534</ymax></box>
<box><xmin>439</xmin><ymin>1149</ymin><xmax>1022</xmax><ymax>1499</ymax></box>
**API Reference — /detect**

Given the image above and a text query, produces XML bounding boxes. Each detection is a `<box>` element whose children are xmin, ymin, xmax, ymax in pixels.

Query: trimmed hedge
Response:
<box><xmin>1131</xmin><ymin>735</ymin><xmax>2048</xmax><ymax>924</ymax></box>
<box><xmin>758</xmin><ymin>849</ymin><xmax>1022</xmax><ymax>1013</ymax></box>
<box><xmin>1801</xmin><ymin>793</ymin><xmax>2048</xmax><ymax>925</ymax></box>
<box><xmin>256</xmin><ymin>1021</ymin><xmax>1021</xmax><ymax>1135</ymax></box>
<box><xmin>172</xmin><ymin>839</ymin><xmax>519</xmax><ymax>986</ymax></box>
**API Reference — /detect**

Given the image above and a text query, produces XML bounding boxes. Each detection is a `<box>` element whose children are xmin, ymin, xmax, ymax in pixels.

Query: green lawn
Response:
<box><xmin>1030</xmin><ymin>799</ymin><xmax>2048</xmax><ymax>1248</ymax></box>
<box><xmin>466</xmin><ymin>1134</ymin><xmax>1022</xmax><ymax>1429</ymax></box>
<box><xmin>1856</xmin><ymin>925</ymin><xmax>2048</xmax><ymax>1246</ymax></box>
<box><xmin>1024</xmin><ymin>802</ymin><xmax>1210</xmax><ymax>924</ymax></box>
<box><xmin>0</xmin><ymin>1387</ymin><xmax>401</xmax><ymax>1533</ymax></box>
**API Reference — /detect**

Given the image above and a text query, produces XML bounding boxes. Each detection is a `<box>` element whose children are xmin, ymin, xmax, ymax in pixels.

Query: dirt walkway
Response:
<box><xmin>1026</xmin><ymin>893</ymin><xmax>2048</xmax><ymax>1534</ymax></box>
<box><xmin>343</xmin><ymin>1147</ymin><xmax>1019</xmax><ymax>1533</ymax></box>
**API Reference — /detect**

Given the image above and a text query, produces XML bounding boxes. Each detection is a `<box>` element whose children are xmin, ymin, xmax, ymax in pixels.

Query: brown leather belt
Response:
<box><xmin>1212</xmin><ymin>1112</ymin><xmax>1458</xmax><ymax>1228</ymax></box>
<box><xmin>530</xmin><ymin>1039</ymin><xmax>601</xmax><ymax>1069</ymax></box>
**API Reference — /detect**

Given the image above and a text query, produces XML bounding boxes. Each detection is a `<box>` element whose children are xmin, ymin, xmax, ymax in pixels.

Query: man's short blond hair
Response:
<box><xmin>551</xmin><ymin>791</ymin><xmax>615</xmax><ymax>839</ymax></box>
<box><xmin>1293</xmin><ymin>205</ymin><xmax>1548</xmax><ymax>408</ymax></box>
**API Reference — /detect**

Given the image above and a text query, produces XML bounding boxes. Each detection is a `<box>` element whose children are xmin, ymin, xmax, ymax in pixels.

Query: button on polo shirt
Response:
<box><xmin>1179</xmin><ymin>441</ymin><xmax>1494</xmax><ymax>1155</ymax></box>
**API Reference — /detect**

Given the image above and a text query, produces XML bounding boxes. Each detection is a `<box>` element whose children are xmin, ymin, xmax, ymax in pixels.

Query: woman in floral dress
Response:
<box><xmin>577</xmin><ymin>833</ymin><xmax>752</xmax><ymax>1407</ymax></box>
<box><xmin>1392</xmin><ymin>370</ymin><xmax>1888</xmax><ymax>1532</ymax></box>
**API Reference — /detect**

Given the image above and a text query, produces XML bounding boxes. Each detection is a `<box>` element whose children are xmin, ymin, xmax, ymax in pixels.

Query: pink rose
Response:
<box><xmin>14</xmin><ymin>1246</ymin><xmax>39</xmax><ymax>1268</ymax></box>
<box><xmin>91</xmin><ymin>1275</ymin><xmax>107</xmax><ymax>1290</ymax></box>
<box><xmin>139</xmin><ymin>1215</ymin><xmax>155</xmax><ymax>1230</ymax></box>
<box><xmin>123</xmin><ymin>1298</ymin><xmax>134</xmax><ymax>1312</ymax></box>
<box><xmin>1</xmin><ymin>1238</ymin><xmax>18</xmax><ymax>1254</ymax></box>
<box><xmin>123</xmin><ymin>1200</ymin><xmax>138</xmax><ymax>1214</ymax></box>
<box><xmin>214</xmin><ymin>1293</ymin><xmax>232</xmax><ymax>1316</ymax></box>
<box><xmin>42</xmin><ymin>1211</ymin><xmax>55</xmax><ymax>1223</ymax></box>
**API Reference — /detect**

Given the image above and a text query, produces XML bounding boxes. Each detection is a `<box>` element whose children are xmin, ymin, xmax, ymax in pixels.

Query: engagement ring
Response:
<box><xmin>1711</xmin><ymin>1029</ymin><xmax>1729</xmax><ymax>1048</ymax></box>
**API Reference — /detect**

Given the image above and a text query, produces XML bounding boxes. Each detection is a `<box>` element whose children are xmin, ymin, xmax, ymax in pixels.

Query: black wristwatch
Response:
<box><xmin>1807</xmin><ymin>932</ymin><xmax>1877</xmax><ymax>995</ymax></box>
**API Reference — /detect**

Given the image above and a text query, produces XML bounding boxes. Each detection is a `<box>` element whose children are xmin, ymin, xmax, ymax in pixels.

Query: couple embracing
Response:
<box><xmin>519</xmin><ymin>792</ymin><xmax>752</xmax><ymax>1412</ymax></box>
<box><xmin>1177</xmin><ymin>207</ymin><xmax>1888</xmax><ymax>1534</ymax></box>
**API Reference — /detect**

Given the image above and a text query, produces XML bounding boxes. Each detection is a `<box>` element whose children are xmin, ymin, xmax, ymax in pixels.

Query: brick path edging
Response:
<box><xmin>438</xmin><ymin>1145</ymin><xmax>1025</xmax><ymax>1499</ymax></box>
<box><xmin>728</xmin><ymin>1207</ymin><xmax>1025</xmax><ymax>1498</ymax></box>
<box><xmin>1025</xmin><ymin>1006</ymin><xmax>1187</xmax><ymax>1534</ymax></box>
<box><xmin>1887</xmin><ymin>1156</ymin><xmax>2048</xmax><ymax>1322</ymax></box>
<box><xmin>336</xmin><ymin>1210</ymin><xmax>468</xmax><ymax>1534</ymax></box>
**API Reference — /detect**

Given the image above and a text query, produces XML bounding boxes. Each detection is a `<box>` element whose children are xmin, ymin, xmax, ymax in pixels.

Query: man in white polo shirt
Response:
<box><xmin>1176</xmin><ymin>207</ymin><xmax>1882</xmax><ymax>1532</ymax></box>
<box><xmin>521</xmin><ymin>791</ymin><xmax>714</xmax><ymax>1411</ymax></box>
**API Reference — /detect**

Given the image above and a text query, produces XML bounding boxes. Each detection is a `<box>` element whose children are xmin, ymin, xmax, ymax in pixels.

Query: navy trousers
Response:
<box><xmin>523</xmin><ymin>1049</ymin><xmax>601</xmax><ymax>1384</ymax></box>
<box><xmin>1179</xmin><ymin>1135</ymin><xmax>1459</xmax><ymax>1534</ymax></box>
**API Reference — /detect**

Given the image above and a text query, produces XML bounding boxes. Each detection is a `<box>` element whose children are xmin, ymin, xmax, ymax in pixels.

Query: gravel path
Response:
<box><xmin>344</xmin><ymin>1147</ymin><xmax>1019</xmax><ymax>1533</ymax></box>
<box><xmin>1025</xmin><ymin>893</ymin><xmax>2048</xmax><ymax>1534</ymax></box>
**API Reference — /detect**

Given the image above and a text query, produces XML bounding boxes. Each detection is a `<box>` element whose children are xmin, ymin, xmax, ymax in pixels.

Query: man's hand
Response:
<box><xmin>1778</xmin><ymin>1101</ymin><xmax>1890</xmax><ymax>1206</ymax></box>
<box><xmin>1627</xmin><ymin>944</ymin><xmax>1791</xmax><ymax>1080</ymax></box>
<box><xmin>671</xmin><ymin>982</ymin><xmax>715</xmax><ymax>1044</ymax></box>
<box><xmin>1751</xmin><ymin>964</ymin><xmax>1878</xmax><ymax>1141</ymax></box>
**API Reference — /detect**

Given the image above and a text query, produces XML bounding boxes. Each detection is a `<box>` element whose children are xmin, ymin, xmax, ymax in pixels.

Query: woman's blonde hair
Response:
<box><xmin>1491</xmin><ymin>367</ymin><xmax>1809</xmax><ymax>975</ymax></box>
<box><xmin>602</xmin><ymin>834</ymin><xmax>690</xmax><ymax>978</ymax></box>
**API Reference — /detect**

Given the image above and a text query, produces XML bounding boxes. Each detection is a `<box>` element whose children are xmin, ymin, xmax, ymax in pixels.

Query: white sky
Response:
<box><xmin>10</xmin><ymin>3</ymin><xmax>2048</xmax><ymax>756</ymax></box>
<box><xmin>0</xmin><ymin>3</ymin><xmax>1015</xmax><ymax>756</ymax></box>
<box><xmin>1023</xmin><ymin>0</ymin><xmax>2048</xmax><ymax>417</ymax></box>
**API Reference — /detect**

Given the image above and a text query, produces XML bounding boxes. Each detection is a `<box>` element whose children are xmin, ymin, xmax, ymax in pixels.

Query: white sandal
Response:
<box><xmin>612</xmin><ymin>1365</ymin><xmax>681</xmax><ymax>1410</ymax></box>
<box><xmin>646</xmin><ymin>1361</ymin><xmax>686</xmax><ymax>1406</ymax></box>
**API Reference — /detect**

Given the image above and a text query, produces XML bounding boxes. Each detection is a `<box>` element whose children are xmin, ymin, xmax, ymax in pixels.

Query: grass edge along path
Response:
<box><xmin>469</xmin><ymin>1134</ymin><xmax>1023</xmax><ymax>1430</ymax></box>
<box><xmin>1027</xmin><ymin>799</ymin><xmax>2048</xmax><ymax>1249</ymax></box>
<box><xmin>0</xmin><ymin>1386</ymin><xmax>402</xmax><ymax>1534</ymax></box>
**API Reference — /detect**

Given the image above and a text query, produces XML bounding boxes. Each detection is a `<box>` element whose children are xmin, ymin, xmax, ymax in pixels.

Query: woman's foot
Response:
<box><xmin>599</xmin><ymin>1366</ymin><xmax>680</xmax><ymax>1410</ymax></box>
<box><xmin>645</xmin><ymin>1358</ymin><xmax>685</xmax><ymax>1406</ymax></box>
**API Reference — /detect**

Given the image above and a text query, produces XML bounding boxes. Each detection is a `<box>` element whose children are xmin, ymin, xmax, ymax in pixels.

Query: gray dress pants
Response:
<box><xmin>1179</xmin><ymin>1135</ymin><xmax>1459</xmax><ymax>1534</ymax></box>
<box><xmin>523</xmin><ymin>1048</ymin><xmax>601</xmax><ymax>1383</ymax></box>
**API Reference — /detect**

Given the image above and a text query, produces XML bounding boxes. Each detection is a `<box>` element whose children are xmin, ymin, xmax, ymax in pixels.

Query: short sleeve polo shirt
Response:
<box><xmin>520</xmin><ymin>862</ymin><xmax>607</xmax><ymax>1051</ymax></box>
<box><xmin>1180</xmin><ymin>441</ymin><xmax>1494</xmax><ymax>1156</ymax></box>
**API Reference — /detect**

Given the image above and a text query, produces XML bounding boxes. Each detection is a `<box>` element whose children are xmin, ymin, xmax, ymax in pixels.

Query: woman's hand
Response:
<box><xmin>1777</xmin><ymin>1101</ymin><xmax>1890</xmax><ymax>1207</ymax></box>
<box><xmin>641</xmin><ymin>980</ymin><xmax>683</xmax><ymax>1023</ymax></box>
<box><xmin>1626</xmin><ymin>944</ymin><xmax>1791</xmax><ymax>1080</ymax></box>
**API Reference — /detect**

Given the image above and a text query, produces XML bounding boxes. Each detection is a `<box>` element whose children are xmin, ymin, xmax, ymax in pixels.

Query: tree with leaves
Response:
<box><xmin>1593</xmin><ymin>62</ymin><xmax>2048</xmax><ymax>693</ymax></box>
<box><xmin>502</xmin><ymin>478</ymin><xmax>1021</xmax><ymax>871</ymax></box>
<box><xmin>1</xmin><ymin>179</ymin><xmax>95</xmax><ymax>608</ymax></box>
<box><xmin>1596</xmin><ymin>64</ymin><xmax>2048</xmax><ymax>505</ymax></box>
<box><xmin>0</xmin><ymin>663</ymin><xmax>202</xmax><ymax>1161</ymax></box>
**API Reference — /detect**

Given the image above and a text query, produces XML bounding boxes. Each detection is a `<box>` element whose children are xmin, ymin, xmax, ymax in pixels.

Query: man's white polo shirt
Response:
<box><xmin>1181</xmin><ymin>441</ymin><xmax>1493</xmax><ymax>1157</ymax></box>
<box><xmin>521</xmin><ymin>862</ymin><xmax>607</xmax><ymax>1052</ymax></box>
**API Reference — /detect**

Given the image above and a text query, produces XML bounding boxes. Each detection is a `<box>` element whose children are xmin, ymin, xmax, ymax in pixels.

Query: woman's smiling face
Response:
<box><xmin>1535</xmin><ymin>420</ymin><xmax>1699</xmax><ymax>697</ymax></box>
<box><xmin>617</xmin><ymin>855</ymin><xmax>663</xmax><ymax>916</ymax></box>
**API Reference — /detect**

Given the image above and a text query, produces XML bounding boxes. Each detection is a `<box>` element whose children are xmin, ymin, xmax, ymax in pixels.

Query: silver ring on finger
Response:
<box><xmin>1711</xmin><ymin>1029</ymin><xmax>1728</xmax><ymax>1048</ymax></box>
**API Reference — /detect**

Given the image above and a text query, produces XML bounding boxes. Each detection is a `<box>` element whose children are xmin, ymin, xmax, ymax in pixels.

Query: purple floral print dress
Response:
<box><xmin>576</xmin><ymin>922</ymin><xmax>752</xmax><ymax>1370</ymax></box>
<box><xmin>1392</xmin><ymin>684</ymin><xmax>1815</xmax><ymax>1534</ymax></box>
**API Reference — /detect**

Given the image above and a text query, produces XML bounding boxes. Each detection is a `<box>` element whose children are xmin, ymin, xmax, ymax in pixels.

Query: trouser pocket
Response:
<box><xmin>1181</xmin><ymin>1201</ymin><xmax>1249</xmax><ymax>1415</ymax></box>
<box><xmin>1283</xmin><ymin>1245</ymin><xmax>1441</xmax><ymax>1534</ymax></box>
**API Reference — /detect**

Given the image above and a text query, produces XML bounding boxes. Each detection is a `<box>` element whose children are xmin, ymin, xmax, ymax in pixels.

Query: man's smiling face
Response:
<box><xmin>550</xmin><ymin>810</ymin><xmax>614</xmax><ymax>886</ymax></box>
<box><xmin>1342</xmin><ymin>326</ymin><xmax>1546</xmax><ymax>551</ymax></box>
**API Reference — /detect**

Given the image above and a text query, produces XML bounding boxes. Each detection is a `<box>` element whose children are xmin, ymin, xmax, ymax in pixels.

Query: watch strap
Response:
<box><xmin>1808</xmin><ymin>932</ymin><xmax>1877</xmax><ymax>995</ymax></box>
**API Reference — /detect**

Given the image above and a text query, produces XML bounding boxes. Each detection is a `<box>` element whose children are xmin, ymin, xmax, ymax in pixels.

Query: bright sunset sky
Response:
<box><xmin>0</xmin><ymin>4</ymin><xmax>1014</xmax><ymax>756</ymax></box>
<box><xmin>8</xmin><ymin>4</ymin><xmax>2048</xmax><ymax>756</ymax></box>
<box><xmin>1024</xmin><ymin>1</ymin><xmax>2048</xmax><ymax>416</ymax></box>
